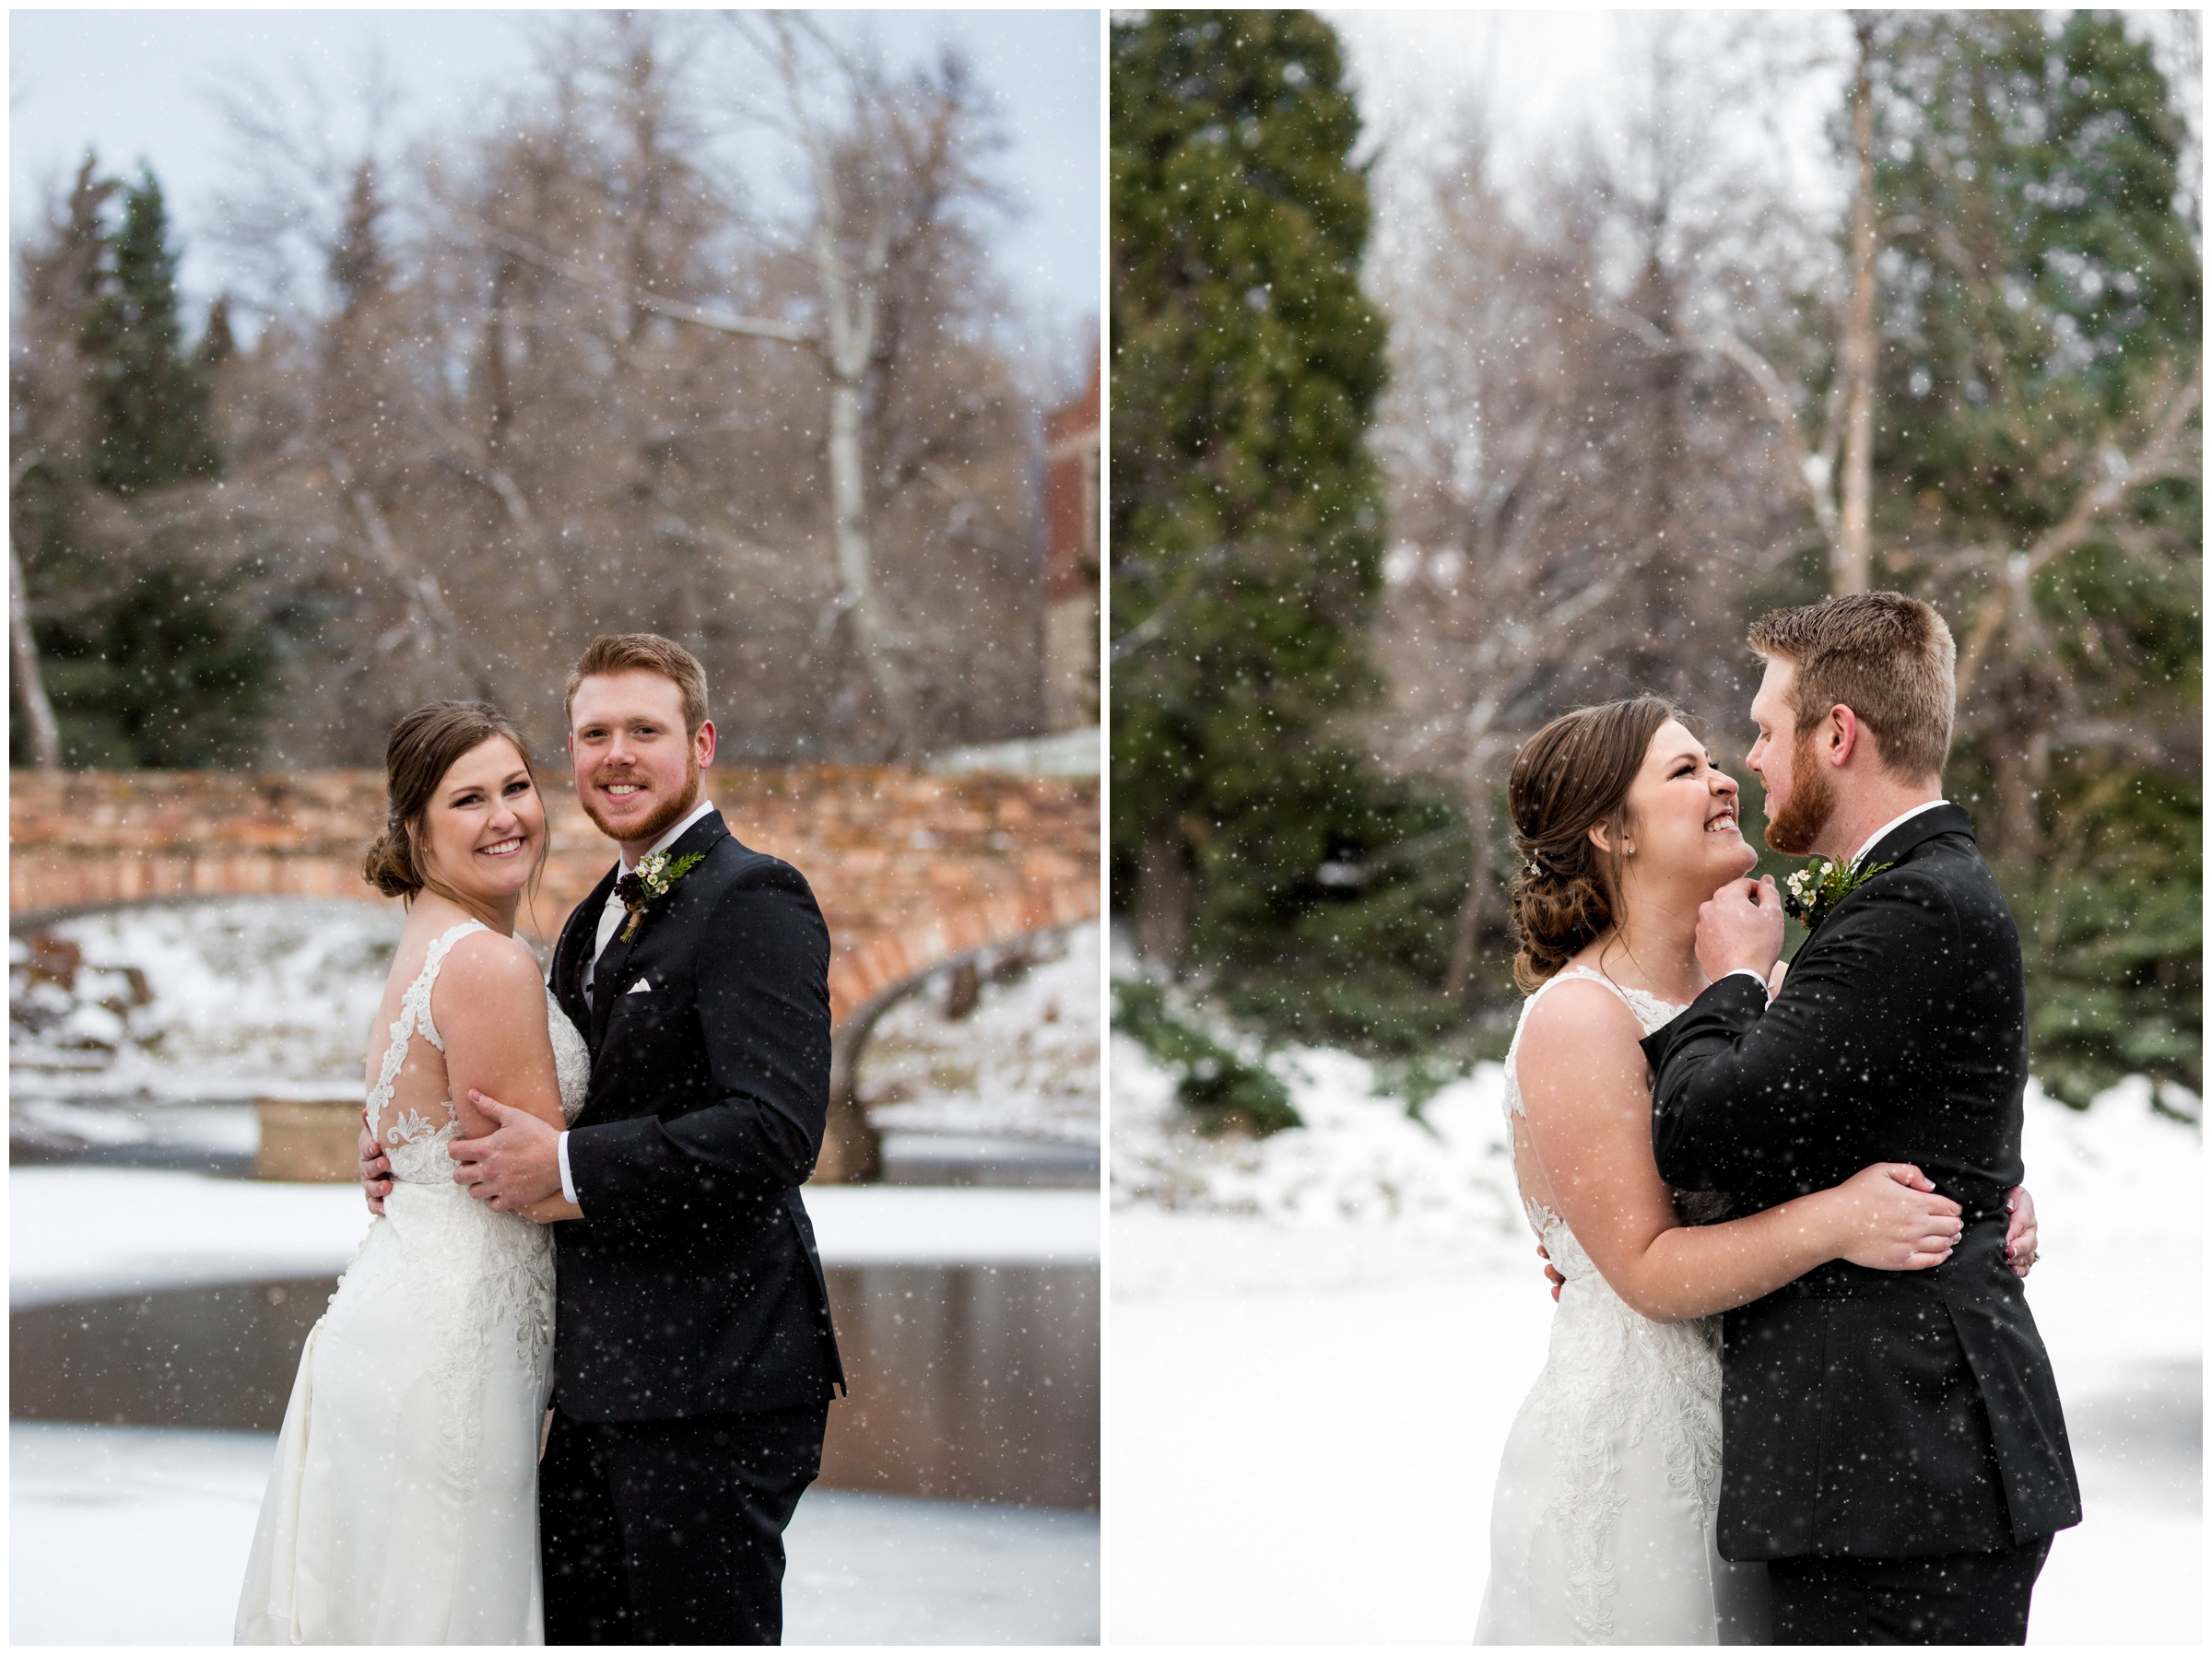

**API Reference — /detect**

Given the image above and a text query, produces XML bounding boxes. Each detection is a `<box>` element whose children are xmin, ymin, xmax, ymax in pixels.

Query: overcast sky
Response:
<box><xmin>9</xmin><ymin>8</ymin><xmax>1100</xmax><ymax>333</ymax></box>
<box><xmin>1329</xmin><ymin>9</ymin><xmax>2197</xmax><ymax>249</ymax></box>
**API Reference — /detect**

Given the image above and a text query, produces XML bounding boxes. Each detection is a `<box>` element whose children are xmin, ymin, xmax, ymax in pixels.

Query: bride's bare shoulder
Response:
<box><xmin>431</xmin><ymin>928</ymin><xmax>546</xmax><ymax>1015</ymax></box>
<box><xmin>1517</xmin><ymin>975</ymin><xmax>1646</xmax><ymax>1069</ymax></box>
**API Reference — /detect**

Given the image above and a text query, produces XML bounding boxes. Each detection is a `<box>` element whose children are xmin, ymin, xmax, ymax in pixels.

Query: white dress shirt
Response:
<box><xmin>1848</xmin><ymin>798</ymin><xmax>1948</xmax><ymax>870</ymax></box>
<box><xmin>558</xmin><ymin>797</ymin><xmax>718</xmax><ymax>1206</ymax></box>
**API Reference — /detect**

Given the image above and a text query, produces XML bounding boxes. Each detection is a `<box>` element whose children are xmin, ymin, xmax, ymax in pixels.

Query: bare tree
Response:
<box><xmin>1835</xmin><ymin>16</ymin><xmax>1878</xmax><ymax>597</ymax></box>
<box><xmin>1368</xmin><ymin>29</ymin><xmax>1826</xmax><ymax>1002</ymax></box>
<box><xmin>12</xmin><ymin>12</ymin><xmax>1048</xmax><ymax>770</ymax></box>
<box><xmin>723</xmin><ymin>13</ymin><xmax>1011</xmax><ymax>757</ymax></box>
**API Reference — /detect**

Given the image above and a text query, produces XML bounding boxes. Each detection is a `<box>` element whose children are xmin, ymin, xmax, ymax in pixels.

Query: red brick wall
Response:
<box><xmin>10</xmin><ymin>767</ymin><xmax>1099</xmax><ymax>1027</ymax></box>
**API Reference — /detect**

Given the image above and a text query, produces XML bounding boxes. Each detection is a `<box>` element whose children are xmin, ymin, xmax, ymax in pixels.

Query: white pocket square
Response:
<box><xmin>625</xmin><ymin>979</ymin><xmax>653</xmax><ymax>995</ymax></box>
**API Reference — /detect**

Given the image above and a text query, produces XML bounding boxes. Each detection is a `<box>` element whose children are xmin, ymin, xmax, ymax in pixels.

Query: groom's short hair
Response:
<box><xmin>565</xmin><ymin>633</ymin><xmax>711</xmax><ymax>735</ymax></box>
<box><xmin>1748</xmin><ymin>593</ymin><xmax>1955</xmax><ymax>782</ymax></box>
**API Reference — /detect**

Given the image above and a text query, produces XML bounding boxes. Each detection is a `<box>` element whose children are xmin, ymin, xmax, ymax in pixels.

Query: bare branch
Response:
<box><xmin>453</xmin><ymin>212</ymin><xmax>815</xmax><ymax>345</ymax></box>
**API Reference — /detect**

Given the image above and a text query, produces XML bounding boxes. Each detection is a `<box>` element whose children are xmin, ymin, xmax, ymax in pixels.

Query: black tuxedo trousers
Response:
<box><xmin>1641</xmin><ymin>805</ymin><xmax>2079</xmax><ymax>1569</ymax></box>
<box><xmin>540</xmin><ymin>812</ymin><xmax>844</xmax><ymax>1644</ymax></box>
<box><xmin>542</xmin><ymin>1402</ymin><xmax>828</xmax><ymax>1645</ymax></box>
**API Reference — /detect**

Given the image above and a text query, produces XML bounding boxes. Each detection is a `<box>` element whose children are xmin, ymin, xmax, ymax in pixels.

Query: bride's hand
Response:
<box><xmin>1536</xmin><ymin>1243</ymin><xmax>1565</xmax><ymax>1303</ymax></box>
<box><xmin>1824</xmin><ymin>1162</ymin><xmax>1962</xmax><ymax>1271</ymax></box>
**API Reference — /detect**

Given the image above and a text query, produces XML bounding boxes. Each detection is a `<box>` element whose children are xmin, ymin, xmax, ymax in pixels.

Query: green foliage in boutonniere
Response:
<box><xmin>1782</xmin><ymin>856</ymin><xmax>1892</xmax><ymax>931</ymax></box>
<box><xmin>613</xmin><ymin>850</ymin><xmax>705</xmax><ymax>944</ymax></box>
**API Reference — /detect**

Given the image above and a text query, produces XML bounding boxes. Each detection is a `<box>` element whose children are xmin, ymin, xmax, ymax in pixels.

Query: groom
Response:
<box><xmin>364</xmin><ymin>632</ymin><xmax>844</xmax><ymax>1643</ymax></box>
<box><xmin>1641</xmin><ymin>593</ymin><xmax>2079</xmax><ymax>1643</ymax></box>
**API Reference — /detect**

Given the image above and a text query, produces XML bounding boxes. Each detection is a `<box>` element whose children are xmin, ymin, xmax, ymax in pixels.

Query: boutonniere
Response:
<box><xmin>612</xmin><ymin>850</ymin><xmax>704</xmax><ymax>943</ymax></box>
<box><xmin>1782</xmin><ymin>856</ymin><xmax>1891</xmax><ymax>930</ymax></box>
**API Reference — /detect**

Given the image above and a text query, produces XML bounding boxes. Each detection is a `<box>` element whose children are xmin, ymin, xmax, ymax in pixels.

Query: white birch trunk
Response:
<box><xmin>1837</xmin><ymin>21</ymin><xmax>1879</xmax><ymax>598</ymax></box>
<box><xmin>9</xmin><ymin>532</ymin><xmax>63</xmax><ymax>770</ymax></box>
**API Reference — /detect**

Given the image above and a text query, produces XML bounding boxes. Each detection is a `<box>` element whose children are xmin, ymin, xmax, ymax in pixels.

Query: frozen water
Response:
<box><xmin>1111</xmin><ymin>1033</ymin><xmax>2201</xmax><ymax>1643</ymax></box>
<box><xmin>9</xmin><ymin>1422</ymin><xmax>1098</xmax><ymax>1645</ymax></box>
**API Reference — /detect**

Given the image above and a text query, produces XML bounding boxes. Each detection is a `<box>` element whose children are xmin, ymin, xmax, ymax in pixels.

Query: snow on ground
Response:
<box><xmin>864</xmin><ymin>921</ymin><xmax>1101</xmax><ymax>1146</ymax></box>
<box><xmin>9</xmin><ymin>1423</ymin><xmax>1098</xmax><ymax>1645</ymax></box>
<box><xmin>10</xmin><ymin>1168</ymin><xmax>1100</xmax><ymax>1307</ymax></box>
<box><xmin>1109</xmin><ymin>1035</ymin><xmax>2202</xmax><ymax>1644</ymax></box>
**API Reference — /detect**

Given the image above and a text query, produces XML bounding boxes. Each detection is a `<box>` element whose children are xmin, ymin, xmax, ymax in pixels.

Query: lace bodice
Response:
<box><xmin>1495</xmin><ymin>967</ymin><xmax>1726</xmax><ymax>1641</ymax></box>
<box><xmin>367</xmin><ymin>921</ymin><xmax>591</xmax><ymax>1185</ymax></box>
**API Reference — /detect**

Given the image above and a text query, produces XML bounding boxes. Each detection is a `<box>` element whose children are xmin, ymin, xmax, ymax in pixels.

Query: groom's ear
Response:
<box><xmin>693</xmin><ymin>717</ymin><xmax>717</xmax><ymax>769</ymax></box>
<box><xmin>1823</xmin><ymin>704</ymin><xmax>1863</xmax><ymax>768</ymax></box>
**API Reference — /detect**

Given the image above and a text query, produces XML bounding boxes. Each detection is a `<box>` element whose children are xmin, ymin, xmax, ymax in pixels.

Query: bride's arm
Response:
<box><xmin>1517</xmin><ymin>981</ymin><xmax>1963</xmax><ymax>1323</ymax></box>
<box><xmin>435</xmin><ymin>934</ymin><xmax>581</xmax><ymax>1222</ymax></box>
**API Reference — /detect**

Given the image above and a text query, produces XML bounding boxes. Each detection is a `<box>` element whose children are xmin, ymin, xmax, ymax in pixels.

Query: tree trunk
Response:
<box><xmin>1989</xmin><ymin>678</ymin><xmax>2049</xmax><ymax>863</ymax></box>
<box><xmin>1135</xmin><ymin>821</ymin><xmax>1197</xmax><ymax>974</ymax></box>
<box><xmin>825</xmin><ymin>368</ymin><xmax>915</xmax><ymax>754</ymax></box>
<box><xmin>1836</xmin><ymin>19</ymin><xmax>1878</xmax><ymax>598</ymax></box>
<box><xmin>1443</xmin><ymin>781</ymin><xmax>1493</xmax><ymax>1000</ymax></box>
<box><xmin>8</xmin><ymin>534</ymin><xmax>63</xmax><ymax>770</ymax></box>
<box><xmin>1991</xmin><ymin>739</ymin><xmax>2043</xmax><ymax>864</ymax></box>
<box><xmin>818</xmin><ymin>1007</ymin><xmax>887</xmax><ymax>1184</ymax></box>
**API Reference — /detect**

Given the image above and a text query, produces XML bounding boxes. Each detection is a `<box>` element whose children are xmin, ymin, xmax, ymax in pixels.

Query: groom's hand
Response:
<box><xmin>1696</xmin><ymin>874</ymin><xmax>1785</xmax><ymax>983</ymax></box>
<box><xmin>2005</xmin><ymin>1184</ymin><xmax>2039</xmax><ymax>1278</ymax></box>
<box><xmin>449</xmin><ymin>1092</ymin><xmax>563</xmax><ymax>1212</ymax></box>
<box><xmin>359</xmin><ymin>1116</ymin><xmax>392</xmax><ymax>1217</ymax></box>
<box><xmin>1536</xmin><ymin>1243</ymin><xmax>1565</xmax><ymax>1303</ymax></box>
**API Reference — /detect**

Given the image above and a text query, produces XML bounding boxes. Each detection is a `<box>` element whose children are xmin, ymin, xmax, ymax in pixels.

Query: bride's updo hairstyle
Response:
<box><xmin>363</xmin><ymin>701</ymin><xmax>543</xmax><ymax>905</ymax></box>
<box><xmin>1507</xmin><ymin>695</ymin><xmax>1682</xmax><ymax>992</ymax></box>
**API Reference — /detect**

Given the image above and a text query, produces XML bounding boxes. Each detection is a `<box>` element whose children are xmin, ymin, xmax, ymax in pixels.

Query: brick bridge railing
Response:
<box><xmin>10</xmin><ymin>767</ymin><xmax>1099</xmax><ymax>1180</ymax></box>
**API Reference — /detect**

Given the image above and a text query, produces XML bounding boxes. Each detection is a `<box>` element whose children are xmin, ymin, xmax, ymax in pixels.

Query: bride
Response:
<box><xmin>236</xmin><ymin>701</ymin><xmax>587</xmax><ymax>1644</ymax></box>
<box><xmin>1476</xmin><ymin>697</ymin><xmax>2029</xmax><ymax>1645</ymax></box>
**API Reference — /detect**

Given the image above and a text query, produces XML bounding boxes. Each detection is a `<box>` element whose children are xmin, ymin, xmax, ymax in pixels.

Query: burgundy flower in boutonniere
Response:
<box><xmin>614</xmin><ymin>850</ymin><xmax>704</xmax><ymax>944</ymax></box>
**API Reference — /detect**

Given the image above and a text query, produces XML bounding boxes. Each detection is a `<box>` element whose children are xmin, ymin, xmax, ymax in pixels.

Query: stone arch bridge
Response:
<box><xmin>10</xmin><ymin>766</ymin><xmax>1099</xmax><ymax>1180</ymax></box>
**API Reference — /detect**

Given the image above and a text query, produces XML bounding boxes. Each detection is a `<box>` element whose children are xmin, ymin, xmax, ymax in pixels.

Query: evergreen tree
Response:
<box><xmin>1114</xmin><ymin>11</ymin><xmax>1452</xmax><ymax>1044</ymax></box>
<box><xmin>34</xmin><ymin>566</ymin><xmax>274</xmax><ymax>768</ymax></box>
<box><xmin>328</xmin><ymin>162</ymin><xmax>394</xmax><ymax>315</ymax></box>
<box><xmin>1867</xmin><ymin>13</ymin><xmax>2200</xmax><ymax>1108</ymax></box>
<box><xmin>194</xmin><ymin>293</ymin><xmax>237</xmax><ymax>380</ymax></box>
<box><xmin>11</xmin><ymin>156</ymin><xmax>265</xmax><ymax>769</ymax></box>
<box><xmin>81</xmin><ymin>167</ymin><xmax>218</xmax><ymax>493</ymax></box>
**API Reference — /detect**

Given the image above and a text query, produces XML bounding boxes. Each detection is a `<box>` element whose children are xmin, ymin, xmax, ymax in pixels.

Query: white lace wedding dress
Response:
<box><xmin>236</xmin><ymin>921</ymin><xmax>590</xmax><ymax>1645</ymax></box>
<box><xmin>1474</xmin><ymin>968</ymin><xmax>1771</xmax><ymax>1645</ymax></box>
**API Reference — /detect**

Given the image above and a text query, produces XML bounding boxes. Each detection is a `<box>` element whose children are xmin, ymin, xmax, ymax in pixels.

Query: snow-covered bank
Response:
<box><xmin>14</xmin><ymin>904</ymin><xmax>1102</xmax><ymax>1157</ymax></box>
<box><xmin>11</xmin><ymin>1169</ymin><xmax>1100</xmax><ymax>1307</ymax></box>
<box><xmin>9</xmin><ymin>1423</ymin><xmax>1098</xmax><ymax>1645</ymax></box>
<box><xmin>12</xmin><ymin>899</ymin><xmax>401</xmax><ymax>1105</ymax></box>
<box><xmin>1110</xmin><ymin>1037</ymin><xmax>2201</xmax><ymax>1644</ymax></box>
<box><xmin>865</xmin><ymin>921</ymin><xmax>1102</xmax><ymax>1147</ymax></box>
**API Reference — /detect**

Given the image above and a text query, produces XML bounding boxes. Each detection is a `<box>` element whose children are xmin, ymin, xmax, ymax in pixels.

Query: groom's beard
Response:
<box><xmin>1761</xmin><ymin>728</ymin><xmax>1837</xmax><ymax>857</ymax></box>
<box><xmin>580</xmin><ymin>750</ymin><xmax>703</xmax><ymax>846</ymax></box>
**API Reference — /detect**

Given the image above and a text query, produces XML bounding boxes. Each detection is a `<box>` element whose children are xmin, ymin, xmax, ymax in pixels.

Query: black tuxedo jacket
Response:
<box><xmin>548</xmin><ymin>810</ymin><xmax>844</xmax><ymax>1421</ymax></box>
<box><xmin>1641</xmin><ymin>804</ymin><xmax>2079</xmax><ymax>1561</ymax></box>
